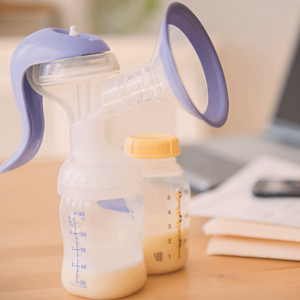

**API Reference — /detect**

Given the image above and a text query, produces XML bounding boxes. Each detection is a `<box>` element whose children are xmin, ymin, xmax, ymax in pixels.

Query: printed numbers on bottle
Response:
<box><xmin>81</xmin><ymin>265</ymin><xmax>86</xmax><ymax>269</ymax></box>
<box><xmin>168</xmin><ymin>210</ymin><xmax>171</xmax><ymax>214</ymax></box>
<box><xmin>154</xmin><ymin>252</ymin><xmax>163</xmax><ymax>262</ymax></box>
<box><xmin>78</xmin><ymin>211</ymin><xmax>85</xmax><ymax>220</ymax></box>
<box><xmin>168</xmin><ymin>224</ymin><xmax>171</xmax><ymax>229</ymax></box>
<box><xmin>79</xmin><ymin>232</ymin><xmax>86</xmax><ymax>237</ymax></box>
<box><xmin>168</xmin><ymin>239</ymin><xmax>171</xmax><ymax>244</ymax></box>
<box><xmin>81</xmin><ymin>248</ymin><xmax>86</xmax><ymax>252</ymax></box>
<box><xmin>80</xmin><ymin>280</ymin><xmax>86</xmax><ymax>286</ymax></box>
<box><xmin>167</xmin><ymin>195</ymin><xmax>171</xmax><ymax>200</ymax></box>
<box><xmin>68</xmin><ymin>215</ymin><xmax>73</xmax><ymax>226</ymax></box>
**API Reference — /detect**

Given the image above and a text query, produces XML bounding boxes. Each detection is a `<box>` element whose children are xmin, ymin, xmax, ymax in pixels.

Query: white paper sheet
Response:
<box><xmin>190</xmin><ymin>155</ymin><xmax>300</xmax><ymax>228</ymax></box>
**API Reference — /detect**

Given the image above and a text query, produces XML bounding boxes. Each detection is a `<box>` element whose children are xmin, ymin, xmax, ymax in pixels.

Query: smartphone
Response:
<box><xmin>253</xmin><ymin>180</ymin><xmax>300</xmax><ymax>197</ymax></box>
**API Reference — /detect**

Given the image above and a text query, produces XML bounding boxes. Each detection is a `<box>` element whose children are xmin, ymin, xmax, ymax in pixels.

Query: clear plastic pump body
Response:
<box><xmin>27</xmin><ymin>52</ymin><xmax>148</xmax><ymax>299</ymax></box>
<box><xmin>60</xmin><ymin>195</ymin><xmax>146</xmax><ymax>299</ymax></box>
<box><xmin>136</xmin><ymin>157</ymin><xmax>190</xmax><ymax>275</ymax></box>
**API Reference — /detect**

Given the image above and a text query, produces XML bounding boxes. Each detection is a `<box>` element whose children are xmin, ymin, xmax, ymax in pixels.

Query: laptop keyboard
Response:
<box><xmin>177</xmin><ymin>134</ymin><xmax>300</xmax><ymax>193</ymax></box>
<box><xmin>197</xmin><ymin>134</ymin><xmax>300</xmax><ymax>165</ymax></box>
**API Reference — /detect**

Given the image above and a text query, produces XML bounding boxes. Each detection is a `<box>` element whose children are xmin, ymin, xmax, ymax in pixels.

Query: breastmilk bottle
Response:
<box><xmin>125</xmin><ymin>133</ymin><xmax>190</xmax><ymax>275</ymax></box>
<box><xmin>57</xmin><ymin>127</ymin><xmax>147</xmax><ymax>299</ymax></box>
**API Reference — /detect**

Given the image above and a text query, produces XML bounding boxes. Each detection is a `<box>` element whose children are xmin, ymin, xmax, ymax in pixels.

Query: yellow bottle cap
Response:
<box><xmin>124</xmin><ymin>133</ymin><xmax>181</xmax><ymax>159</ymax></box>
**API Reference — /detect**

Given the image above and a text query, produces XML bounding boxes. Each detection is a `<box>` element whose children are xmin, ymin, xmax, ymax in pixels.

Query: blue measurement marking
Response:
<box><xmin>73</xmin><ymin>212</ymin><xmax>80</xmax><ymax>283</ymax></box>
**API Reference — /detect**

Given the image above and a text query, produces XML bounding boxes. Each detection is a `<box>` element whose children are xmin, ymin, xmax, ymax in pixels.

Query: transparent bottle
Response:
<box><xmin>125</xmin><ymin>133</ymin><xmax>190</xmax><ymax>275</ymax></box>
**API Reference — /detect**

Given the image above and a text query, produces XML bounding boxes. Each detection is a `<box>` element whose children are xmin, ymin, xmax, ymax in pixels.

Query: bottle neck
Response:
<box><xmin>59</xmin><ymin>116</ymin><xmax>144</xmax><ymax>200</ymax></box>
<box><xmin>135</xmin><ymin>157</ymin><xmax>177</xmax><ymax>173</ymax></box>
<box><xmin>69</xmin><ymin>116</ymin><xmax>109</xmax><ymax>166</ymax></box>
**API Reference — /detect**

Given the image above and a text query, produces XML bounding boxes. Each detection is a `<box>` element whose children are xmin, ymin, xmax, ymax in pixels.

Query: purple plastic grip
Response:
<box><xmin>0</xmin><ymin>28</ymin><xmax>109</xmax><ymax>173</ymax></box>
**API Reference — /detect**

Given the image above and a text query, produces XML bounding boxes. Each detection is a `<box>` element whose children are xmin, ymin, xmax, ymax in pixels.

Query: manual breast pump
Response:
<box><xmin>0</xmin><ymin>2</ymin><xmax>228</xmax><ymax>299</ymax></box>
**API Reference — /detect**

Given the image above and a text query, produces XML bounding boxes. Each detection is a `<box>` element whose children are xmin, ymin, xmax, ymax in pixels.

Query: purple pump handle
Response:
<box><xmin>0</xmin><ymin>28</ymin><xmax>109</xmax><ymax>173</ymax></box>
<box><xmin>160</xmin><ymin>2</ymin><xmax>229</xmax><ymax>128</ymax></box>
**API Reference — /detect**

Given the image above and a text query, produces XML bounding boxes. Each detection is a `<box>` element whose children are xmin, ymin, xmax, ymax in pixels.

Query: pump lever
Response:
<box><xmin>0</xmin><ymin>28</ymin><xmax>109</xmax><ymax>173</ymax></box>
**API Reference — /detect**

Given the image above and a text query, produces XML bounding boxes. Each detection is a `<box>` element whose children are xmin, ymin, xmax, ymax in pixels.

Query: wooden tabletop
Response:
<box><xmin>1</xmin><ymin>161</ymin><xmax>300</xmax><ymax>300</ymax></box>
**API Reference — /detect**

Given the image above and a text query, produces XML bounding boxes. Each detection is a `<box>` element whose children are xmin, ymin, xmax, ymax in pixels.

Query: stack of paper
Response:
<box><xmin>191</xmin><ymin>155</ymin><xmax>300</xmax><ymax>261</ymax></box>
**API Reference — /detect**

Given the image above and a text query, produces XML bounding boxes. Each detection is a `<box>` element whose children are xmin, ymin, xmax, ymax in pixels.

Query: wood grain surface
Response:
<box><xmin>1</xmin><ymin>161</ymin><xmax>300</xmax><ymax>300</ymax></box>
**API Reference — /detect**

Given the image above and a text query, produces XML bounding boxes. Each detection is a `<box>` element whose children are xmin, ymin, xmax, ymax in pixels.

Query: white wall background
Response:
<box><xmin>1</xmin><ymin>0</ymin><xmax>300</xmax><ymax>164</ymax></box>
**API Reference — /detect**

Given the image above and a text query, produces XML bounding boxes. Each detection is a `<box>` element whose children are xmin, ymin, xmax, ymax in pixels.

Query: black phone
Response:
<box><xmin>253</xmin><ymin>180</ymin><xmax>300</xmax><ymax>197</ymax></box>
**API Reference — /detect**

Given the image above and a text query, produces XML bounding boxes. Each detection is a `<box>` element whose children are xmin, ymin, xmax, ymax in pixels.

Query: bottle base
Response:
<box><xmin>146</xmin><ymin>258</ymin><xmax>188</xmax><ymax>275</ymax></box>
<box><xmin>61</xmin><ymin>261</ymin><xmax>147</xmax><ymax>299</ymax></box>
<box><xmin>143</xmin><ymin>228</ymin><xmax>189</xmax><ymax>275</ymax></box>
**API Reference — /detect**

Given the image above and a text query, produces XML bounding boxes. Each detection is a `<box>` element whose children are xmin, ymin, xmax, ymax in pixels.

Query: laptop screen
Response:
<box><xmin>275</xmin><ymin>36</ymin><xmax>300</xmax><ymax>127</ymax></box>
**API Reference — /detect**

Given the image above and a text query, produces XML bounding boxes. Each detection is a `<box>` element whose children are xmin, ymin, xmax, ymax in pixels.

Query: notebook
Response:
<box><xmin>203</xmin><ymin>219</ymin><xmax>300</xmax><ymax>261</ymax></box>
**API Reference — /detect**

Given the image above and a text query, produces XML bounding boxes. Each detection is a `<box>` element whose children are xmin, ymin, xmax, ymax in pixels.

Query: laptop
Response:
<box><xmin>177</xmin><ymin>34</ymin><xmax>300</xmax><ymax>194</ymax></box>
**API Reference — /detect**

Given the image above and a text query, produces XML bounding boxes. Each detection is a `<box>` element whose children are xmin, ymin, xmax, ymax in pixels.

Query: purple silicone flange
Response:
<box><xmin>0</xmin><ymin>28</ymin><xmax>109</xmax><ymax>173</ymax></box>
<box><xmin>159</xmin><ymin>2</ymin><xmax>229</xmax><ymax>128</ymax></box>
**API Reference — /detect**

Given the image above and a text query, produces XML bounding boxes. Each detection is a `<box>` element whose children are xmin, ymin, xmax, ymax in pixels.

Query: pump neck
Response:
<box><xmin>69</xmin><ymin>116</ymin><xmax>109</xmax><ymax>166</ymax></box>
